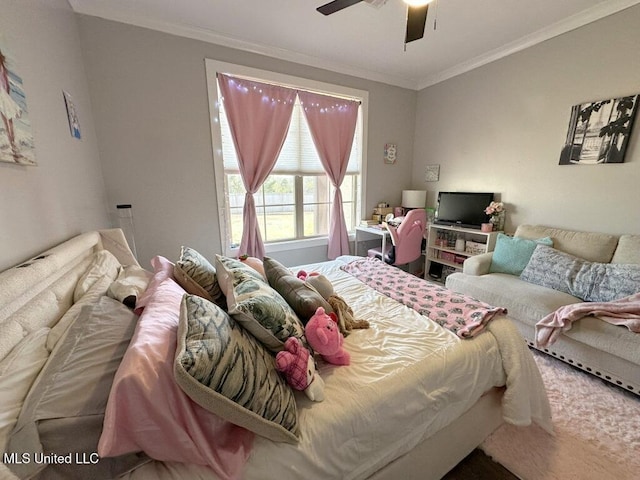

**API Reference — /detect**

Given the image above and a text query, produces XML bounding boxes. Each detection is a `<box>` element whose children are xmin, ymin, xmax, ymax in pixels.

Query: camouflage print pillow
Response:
<box><xmin>215</xmin><ymin>255</ymin><xmax>308</xmax><ymax>352</ymax></box>
<box><xmin>174</xmin><ymin>295</ymin><xmax>299</xmax><ymax>443</ymax></box>
<box><xmin>173</xmin><ymin>247</ymin><xmax>225</xmax><ymax>308</ymax></box>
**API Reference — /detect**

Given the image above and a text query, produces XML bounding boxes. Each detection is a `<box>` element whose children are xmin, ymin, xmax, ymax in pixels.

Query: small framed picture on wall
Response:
<box><xmin>384</xmin><ymin>143</ymin><xmax>397</xmax><ymax>164</ymax></box>
<box><xmin>63</xmin><ymin>90</ymin><xmax>81</xmax><ymax>140</ymax></box>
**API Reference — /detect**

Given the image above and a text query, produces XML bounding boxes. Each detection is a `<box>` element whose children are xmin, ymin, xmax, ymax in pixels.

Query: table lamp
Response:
<box><xmin>401</xmin><ymin>190</ymin><xmax>427</xmax><ymax>213</ymax></box>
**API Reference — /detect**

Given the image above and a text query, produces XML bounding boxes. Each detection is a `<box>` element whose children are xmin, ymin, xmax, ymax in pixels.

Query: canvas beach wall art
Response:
<box><xmin>559</xmin><ymin>94</ymin><xmax>639</xmax><ymax>165</ymax></box>
<box><xmin>0</xmin><ymin>39</ymin><xmax>36</xmax><ymax>166</ymax></box>
<box><xmin>63</xmin><ymin>90</ymin><xmax>81</xmax><ymax>140</ymax></box>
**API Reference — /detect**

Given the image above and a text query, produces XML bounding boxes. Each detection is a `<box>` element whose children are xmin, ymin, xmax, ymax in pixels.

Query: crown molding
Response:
<box><xmin>71</xmin><ymin>0</ymin><xmax>640</xmax><ymax>92</ymax></box>
<box><xmin>416</xmin><ymin>0</ymin><xmax>640</xmax><ymax>89</ymax></box>
<box><xmin>69</xmin><ymin>3</ymin><xmax>421</xmax><ymax>90</ymax></box>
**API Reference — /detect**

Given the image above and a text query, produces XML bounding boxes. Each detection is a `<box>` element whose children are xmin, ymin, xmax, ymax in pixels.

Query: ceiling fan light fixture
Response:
<box><xmin>403</xmin><ymin>0</ymin><xmax>433</xmax><ymax>6</ymax></box>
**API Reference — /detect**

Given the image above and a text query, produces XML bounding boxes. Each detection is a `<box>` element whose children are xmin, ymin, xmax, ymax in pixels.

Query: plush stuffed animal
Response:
<box><xmin>297</xmin><ymin>270</ymin><xmax>333</xmax><ymax>300</ymax></box>
<box><xmin>305</xmin><ymin>307</ymin><xmax>350</xmax><ymax>366</ymax></box>
<box><xmin>297</xmin><ymin>270</ymin><xmax>370</xmax><ymax>336</ymax></box>
<box><xmin>275</xmin><ymin>337</ymin><xmax>325</xmax><ymax>402</ymax></box>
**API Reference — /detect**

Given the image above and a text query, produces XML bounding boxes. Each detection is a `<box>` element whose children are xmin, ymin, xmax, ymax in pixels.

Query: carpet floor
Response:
<box><xmin>480</xmin><ymin>349</ymin><xmax>640</xmax><ymax>480</ymax></box>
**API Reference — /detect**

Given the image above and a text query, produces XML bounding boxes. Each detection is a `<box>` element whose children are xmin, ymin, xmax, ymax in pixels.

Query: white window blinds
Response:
<box><xmin>220</xmin><ymin>93</ymin><xmax>361</xmax><ymax>175</ymax></box>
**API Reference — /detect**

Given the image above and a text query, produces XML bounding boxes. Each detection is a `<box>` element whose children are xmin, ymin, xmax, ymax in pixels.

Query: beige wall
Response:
<box><xmin>4</xmin><ymin>3</ymin><xmax>637</xmax><ymax>272</ymax></box>
<box><xmin>0</xmin><ymin>1</ymin><xmax>110</xmax><ymax>271</ymax></box>
<box><xmin>413</xmin><ymin>5</ymin><xmax>640</xmax><ymax>236</ymax></box>
<box><xmin>77</xmin><ymin>15</ymin><xmax>417</xmax><ymax>267</ymax></box>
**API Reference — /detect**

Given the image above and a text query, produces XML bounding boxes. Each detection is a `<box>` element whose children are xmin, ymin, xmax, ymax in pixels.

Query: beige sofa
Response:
<box><xmin>446</xmin><ymin>225</ymin><xmax>640</xmax><ymax>395</ymax></box>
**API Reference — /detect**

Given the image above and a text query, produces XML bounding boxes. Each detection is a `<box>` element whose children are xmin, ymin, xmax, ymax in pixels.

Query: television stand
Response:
<box><xmin>425</xmin><ymin>224</ymin><xmax>500</xmax><ymax>283</ymax></box>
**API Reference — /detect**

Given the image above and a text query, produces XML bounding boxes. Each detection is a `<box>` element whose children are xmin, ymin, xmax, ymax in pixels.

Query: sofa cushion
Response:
<box><xmin>446</xmin><ymin>272</ymin><xmax>582</xmax><ymax>329</ymax></box>
<box><xmin>489</xmin><ymin>234</ymin><xmax>553</xmax><ymax>276</ymax></box>
<box><xmin>520</xmin><ymin>245</ymin><xmax>640</xmax><ymax>302</ymax></box>
<box><xmin>514</xmin><ymin>225</ymin><xmax>618</xmax><ymax>263</ymax></box>
<box><xmin>611</xmin><ymin>235</ymin><xmax>640</xmax><ymax>264</ymax></box>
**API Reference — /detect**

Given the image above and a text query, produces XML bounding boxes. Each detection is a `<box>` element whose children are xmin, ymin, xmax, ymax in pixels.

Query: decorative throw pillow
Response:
<box><xmin>174</xmin><ymin>294</ymin><xmax>299</xmax><ymax>443</ymax></box>
<box><xmin>263</xmin><ymin>257</ymin><xmax>333</xmax><ymax>324</ymax></box>
<box><xmin>520</xmin><ymin>244</ymin><xmax>640</xmax><ymax>302</ymax></box>
<box><xmin>173</xmin><ymin>246</ymin><xmax>225</xmax><ymax>308</ymax></box>
<box><xmin>489</xmin><ymin>234</ymin><xmax>553</xmax><ymax>276</ymax></box>
<box><xmin>215</xmin><ymin>254</ymin><xmax>266</xmax><ymax>298</ymax></box>
<box><xmin>215</xmin><ymin>255</ymin><xmax>308</xmax><ymax>352</ymax></box>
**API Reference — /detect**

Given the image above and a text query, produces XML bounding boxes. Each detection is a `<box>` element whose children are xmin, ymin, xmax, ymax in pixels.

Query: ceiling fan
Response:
<box><xmin>316</xmin><ymin>0</ymin><xmax>432</xmax><ymax>44</ymax></box>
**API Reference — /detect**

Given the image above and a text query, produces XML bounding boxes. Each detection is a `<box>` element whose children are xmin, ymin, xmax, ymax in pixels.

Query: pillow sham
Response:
<box><xmin>175</xmin><ymin>294</ymin><xmax>299</xmax><ymax>443</ymax></box>
<box><xmin>263</xmin><ymin>256</ymin><xmax>333</xmax><ymax>324</ymax></box>
<box><xmin>6</xmin><ymin>296</ymin><xmax>149</xmax><ymax>480</ymax></box>
<box><xmin>215</xmin><ymin>255</ymin><xmax>308</xmax><ymax>352</ymax></box>
<box><xmin>215</xmin><ymin>254</ymin><xmax>266</xmax><ymax>296</ymax></box>
<box><xmin>520</xmin><ymin>244</ymin><xmax>640</xmax><ymax>302</ymax></box>
<box><xmin>489</xmin><ymin>234</ymin><xmax>553</xmax><ymax>276</ymax></box>
<box><xmin>46</xmin><ymin>274</ymin><xmax>114</xmax><ymax>351</ymax></box>
<box><xmin>98</xmin><ymin>277</ymin><xmax>253</xmax><ymax>476</ymax></box>
<box><xmin>173</xmin><ymin>246</ymin><xmax>226</xmax><ymax>307</ymax></box>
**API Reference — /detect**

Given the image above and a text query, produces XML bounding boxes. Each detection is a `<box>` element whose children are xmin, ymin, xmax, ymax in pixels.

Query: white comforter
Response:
<box><xmin>127</xmin><ymin>258</ymin><xmax>551</xmax><ymax>480</ymax></box>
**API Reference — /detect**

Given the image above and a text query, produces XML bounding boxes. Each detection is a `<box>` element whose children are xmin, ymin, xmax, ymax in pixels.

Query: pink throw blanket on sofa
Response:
<box><xmin>341</xmin><ymin>258</ymin><xmax>507</xmax><ymax>338</ymax></box>
<box><xmin>535</xmin><ymin>293</ymin><xmax>640</xmax><ymax>348</ymax></box>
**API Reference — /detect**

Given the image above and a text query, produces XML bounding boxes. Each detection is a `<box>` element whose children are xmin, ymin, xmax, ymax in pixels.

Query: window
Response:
<box><xmin>207</xmin><ymin>61</ymin><xmax>368</xmax><ymax>256</ymax></box>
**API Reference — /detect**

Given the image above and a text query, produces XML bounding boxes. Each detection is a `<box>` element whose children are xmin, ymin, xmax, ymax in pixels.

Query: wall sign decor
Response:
<box><xmin>559</xmin><ymin>94</ymin><xmax>639</xmax><ymax>165</ymax></box>
<box><xmin>63</xmin><ymin>91</ymin><xmax>81</xmax><ymax>139</ymax></box>
<box><xmin>425</xmin><ymin>164</ymin><xmax>440</xmax><ymax>181</ymax></box>
<box><xmin>0</xmin><ymin>39</ymin><xmax>36</xmax><ymax>165</ymax></box>
<box><xmin>383</xmin><ymin>143</ymin><xmax>397</xmax><ymax>164</ymax></box>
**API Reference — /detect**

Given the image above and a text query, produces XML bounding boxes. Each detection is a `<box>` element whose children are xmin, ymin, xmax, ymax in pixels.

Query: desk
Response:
<box><xmin>354</xmin><ymin>225</ymin><xmax>391</xmax><ymax>257</ymax></box>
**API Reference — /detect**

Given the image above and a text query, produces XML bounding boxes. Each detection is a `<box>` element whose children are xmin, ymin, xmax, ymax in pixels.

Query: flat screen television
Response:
<box><xmin>434</xmin><ymin>192</ymin><xmax>494</xmax><ymax>229</ymax></box>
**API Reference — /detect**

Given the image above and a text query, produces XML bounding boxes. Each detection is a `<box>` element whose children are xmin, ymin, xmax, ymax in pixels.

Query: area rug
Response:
<box><xmin>480</xmin><ymin>349</ymin><xmax>640</xmax><ymax>480</ymax></box>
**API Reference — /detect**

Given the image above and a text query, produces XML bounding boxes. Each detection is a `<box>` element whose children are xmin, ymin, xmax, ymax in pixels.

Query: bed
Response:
<box><xmin>0</xmin><ymin>229</ymin><xmax>552</xmax><ymax>480</ymax></box>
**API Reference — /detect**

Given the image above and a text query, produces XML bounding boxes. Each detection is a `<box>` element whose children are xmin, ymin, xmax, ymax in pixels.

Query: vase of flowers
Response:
<box><xmin>484</xmin><ymin>201</ymin><xmax>505</xmax><ymax>231</ymax></box>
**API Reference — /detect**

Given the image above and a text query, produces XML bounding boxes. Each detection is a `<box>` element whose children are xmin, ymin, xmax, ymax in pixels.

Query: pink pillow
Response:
<box><xmin>98</xmin><ymin>277</ymin><xmax>254</xmax><ymax>477</ymax></box>
<box><xmin>134</xmin><ymin>256</ymin><xmax>175</xmax><ymax>315</ymax></box>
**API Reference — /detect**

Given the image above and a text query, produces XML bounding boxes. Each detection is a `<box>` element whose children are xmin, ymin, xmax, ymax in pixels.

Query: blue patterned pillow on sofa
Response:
<box><xmin>520</xmin><ymin>244</ymin><xmax>640</xmax><ymax>302</ymax></box>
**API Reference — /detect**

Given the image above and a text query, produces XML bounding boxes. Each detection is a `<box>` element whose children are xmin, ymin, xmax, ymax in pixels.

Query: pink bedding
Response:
<box><xmin>99</xmin><ymin>270</ymin><xmax>254</xmax><ymax>479</ymax></box>
<box><xmin>341</xmin><ymin>257</ymin><xmax>507</xmax><ymax>338</ymax></box>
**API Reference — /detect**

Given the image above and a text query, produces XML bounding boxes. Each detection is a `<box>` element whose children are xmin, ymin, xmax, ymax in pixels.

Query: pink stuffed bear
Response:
<box><xmin>305</xmin><ymin>307</ymin><xmax>350</xmax><ymax>366</ymax></box>
<box><xmin>275</xmin><ymin>337</ymin><xmax>325</xmax><ymax>402</ymax></box>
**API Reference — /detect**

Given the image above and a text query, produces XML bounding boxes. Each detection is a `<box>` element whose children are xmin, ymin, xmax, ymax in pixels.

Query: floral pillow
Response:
<box><xmin>173</xmin><ymin>246</ymin><xmax>226</xmax><ymax>308</ymax></box>
<box><xmin>215</xmin><ymin>255</ymin><xmax>308</xmax><ymax>352</ymax></box>
<box><xmin>174</xmin><ymin>294</ymin><xmax>299</xmax><ymax>443</ymax></box>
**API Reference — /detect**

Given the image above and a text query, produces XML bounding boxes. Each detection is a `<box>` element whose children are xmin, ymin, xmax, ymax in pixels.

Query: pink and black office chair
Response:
<box><xmin>367</xmin><ymin>208</ymin><xmax>427</xmax><ymax>267</ymax></box>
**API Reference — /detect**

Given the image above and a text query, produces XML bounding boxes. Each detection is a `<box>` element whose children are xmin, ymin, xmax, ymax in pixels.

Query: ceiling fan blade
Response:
<box><xmin>317</xmin><ymin>0</ymin><xmax>365</xmax><ymax>16</ymax></box>
<box><xmin>405</xmin><ymin>4</ymin><xmax>429</xmax><ymax>43</ymax></box>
